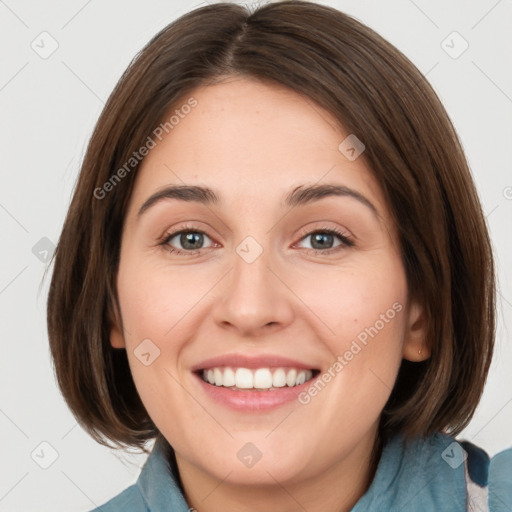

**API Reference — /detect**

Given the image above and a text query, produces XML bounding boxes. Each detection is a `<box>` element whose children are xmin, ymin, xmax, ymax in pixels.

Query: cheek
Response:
<box><xmin>115</xmin><ymin>257</ymin><xmax>215</xmax><ymax>409</ymax></box>
<box><xmin>114</xmin><ymin>256</ymin><xmax>180</xmax><ymax>389</ymax></box>
<box><xmin>116</xmin><ymin>253</ymin><xmax>206</xmax><ymax>339</ymax></box>
<box><xmin>293</xmin><ymin>255</ymin><xmax>408</xmax><ymax>408</ymax></box>
<box><xmin>294</xmin><ymin>254</ymin><xmax>408</xmax><ymax>346</ymax></box>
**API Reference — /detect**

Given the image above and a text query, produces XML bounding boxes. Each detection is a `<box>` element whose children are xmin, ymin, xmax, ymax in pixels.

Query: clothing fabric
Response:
<box><xmin>91</xmin><ymin>432</ymin><xmax>512</xmax><ymax>511</ymax></box>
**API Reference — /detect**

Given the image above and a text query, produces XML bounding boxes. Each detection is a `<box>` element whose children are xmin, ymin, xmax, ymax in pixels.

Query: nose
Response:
<box><xmin>212</xmin><ymin>239</ymin><xmax>294</xmax><ymax>337</ymax></box>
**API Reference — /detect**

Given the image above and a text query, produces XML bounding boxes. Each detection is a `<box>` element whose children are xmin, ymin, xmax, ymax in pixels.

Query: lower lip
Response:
<box><xmin>193</xmin><ymin>371</ymin><xmax>320</xmax><ymax>412</ymax></box>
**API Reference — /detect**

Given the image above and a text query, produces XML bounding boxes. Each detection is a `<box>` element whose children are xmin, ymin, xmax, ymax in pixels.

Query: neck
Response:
<box><xmin>164</xmin><ymin>425</ymin><xmax>383</xmax><ymax>512</ymax></box>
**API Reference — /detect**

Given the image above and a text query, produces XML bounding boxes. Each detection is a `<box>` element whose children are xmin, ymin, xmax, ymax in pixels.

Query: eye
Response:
<box><xmin>159</xmin><ymin>226</ymin><xmax>215</xmax><ymax>256</ymax></box>
<box><xmin>295</xmin><ymin>227</ymin><xmax>354</xmax><ymax>255</ymax></box>
<box><xmin>158</xmin><ymin>225</ymin><xmax>354</xmax><ymax>257</ymax></box>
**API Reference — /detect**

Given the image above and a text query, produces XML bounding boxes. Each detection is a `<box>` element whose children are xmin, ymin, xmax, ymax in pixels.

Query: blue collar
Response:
<box><xmin>351</xmin><ymin>432</ymin><xmax>467</xmax><ymax>511</ymax></box>
<box><xmin>135</xmin><ymin>436</ymin><xmax>190</xmax><ymax>510</ymax></box>
<box><xmin>132</xmin><ymin>432</ymin><xmax>483</xmax><ymax>511</ymax></box>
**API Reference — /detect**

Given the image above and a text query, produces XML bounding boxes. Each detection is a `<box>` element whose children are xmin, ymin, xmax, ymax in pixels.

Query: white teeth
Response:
<box><xmin>236</xmin><ymin>368</ymin><xmax>254</xmax><ymax>389</ymax></box>
<box><xmin>272</xmin><ymin>368</ymin><xmax>287</xmax><ymax>388</ymax></box>
<box><xmin>201</xmin><ymin>367</ymin><xmax>315</xmax><ymax>390</ymax></box>
<box><xmin>253</xmin><ymin>368</ymin><xmax>272</xmax><ymax>389</ymax></box>
<box><xmin>214</xmin><ymin>368</ymin><xmax>223</xmax><ymax>386</ymax></box>
<box><xmin>286</xmin><ymin>368</ymin><xmax>297</xmax><ymax>387</ymax></box>
<box><xmin>223</xmin><ymin>367</ymin><xmax>236</xmax><ymax>387</ymax></box>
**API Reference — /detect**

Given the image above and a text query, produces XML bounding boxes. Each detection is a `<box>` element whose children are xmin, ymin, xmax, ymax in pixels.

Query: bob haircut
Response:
<box><xmin>47</xmin><ymin>0</ymin><xmax>495</xmax><ymax>451</ymax></box>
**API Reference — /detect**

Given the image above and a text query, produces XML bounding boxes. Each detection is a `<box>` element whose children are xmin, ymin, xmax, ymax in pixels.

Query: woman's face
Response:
<box><xmin>110</xmin><ymin>77</ymin><xmax>426</xmax><ymax>490</ymax></box>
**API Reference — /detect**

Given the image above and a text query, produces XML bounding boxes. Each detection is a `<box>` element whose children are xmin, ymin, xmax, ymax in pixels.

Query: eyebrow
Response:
<box><xmin>137</xmin><ymin>183</ymin><xmax>380</xmax><ymax>219</ymax></box>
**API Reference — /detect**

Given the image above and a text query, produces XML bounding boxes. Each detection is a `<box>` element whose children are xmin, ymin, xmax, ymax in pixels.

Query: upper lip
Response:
<box><xmin>191</xmin><ymin>353</ymin><xmax>320</xmax><ymax>372</ymax></box>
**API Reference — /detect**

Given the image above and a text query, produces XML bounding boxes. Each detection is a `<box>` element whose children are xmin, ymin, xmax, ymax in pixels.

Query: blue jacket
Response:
<box><xmin>91</xmin><ymin>432</ymin><xmax>512</xmax><ymax>511</ymax></box>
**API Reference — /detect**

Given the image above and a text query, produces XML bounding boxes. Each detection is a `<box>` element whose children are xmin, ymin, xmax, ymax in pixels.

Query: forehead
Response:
<box><xmin>126</xmin><ymin>77</ymin><xmax>389</xmax><ymax>222</ymax></box>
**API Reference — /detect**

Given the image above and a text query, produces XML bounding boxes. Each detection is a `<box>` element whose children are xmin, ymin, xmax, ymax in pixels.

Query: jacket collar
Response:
<box><xmin>351</xmin><ymin>432</ymin><xmax>467</xmax><ymax>511</ymax></box>
<box><xmin>136</xmin><ymin>435</ymin><xmax>191</xmax><ymax>511</ymax></box>
<box><xmin>136</xmin><ymin>432</ymin><xmax>467</xmax><ymax>511</ymax></box>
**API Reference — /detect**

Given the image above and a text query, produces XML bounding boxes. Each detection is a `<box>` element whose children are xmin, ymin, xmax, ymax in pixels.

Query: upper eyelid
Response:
<box><xmin>162</xmin><ymin>224</ymin><xmax>352</xmax><ymax>248</ymax></box>
<box><xmin>296</xmin><ymin>224</ymin><xmax>352</xmax><ymax>238</ymax></box>
<box><xmin>162</xmin><ymin>224</ymin><xmax>350</xmax><ymax>239</ymax></box>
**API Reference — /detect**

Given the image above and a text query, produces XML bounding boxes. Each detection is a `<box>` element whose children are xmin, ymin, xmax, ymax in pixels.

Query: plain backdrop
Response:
<box><xmin>1</xmin><ymin>0</ymin><xmax>511</xmax><ymax>510</ymax></box>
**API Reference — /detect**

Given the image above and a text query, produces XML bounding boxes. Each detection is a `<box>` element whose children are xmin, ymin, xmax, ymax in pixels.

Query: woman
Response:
<box><xmin>47</xmin><ymin>2</ymin><xmax>511</xmax><ymax>510</ymax></box>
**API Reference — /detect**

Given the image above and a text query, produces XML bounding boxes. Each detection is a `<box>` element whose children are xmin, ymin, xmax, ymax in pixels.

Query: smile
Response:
<box><xmin>199</xmin><ymin>366</ymin><xmax>319</xmax><ymax>391</ymax></box>
<box><xmin>191</xmin><ymin>365</ymin><xmax>323</xmax><ymax>411</ymax></box>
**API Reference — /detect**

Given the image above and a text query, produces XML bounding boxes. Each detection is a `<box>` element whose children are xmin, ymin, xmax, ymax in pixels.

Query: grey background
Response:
<box><xmin>1</xmin><ymin>0</ymin><xmax>511</xmax><ymax>510</ymax></box>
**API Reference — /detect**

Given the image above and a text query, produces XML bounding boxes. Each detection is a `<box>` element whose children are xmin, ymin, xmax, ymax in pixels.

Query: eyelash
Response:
<box><xmin>157</xmin><ymin>224</ymin><xmax>355</xmax><ymax>257</ymax></box>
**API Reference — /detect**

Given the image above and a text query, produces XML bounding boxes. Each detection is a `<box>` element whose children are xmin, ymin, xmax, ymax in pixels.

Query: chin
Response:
<box><xmin>204</xmin><ymin>447</ymin><xmax>313</xmax><ymax>486</ymax></box>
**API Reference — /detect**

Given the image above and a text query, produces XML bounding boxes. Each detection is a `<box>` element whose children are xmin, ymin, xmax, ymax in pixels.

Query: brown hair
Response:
<box><xmin>47</xmin><ymin>0</ymin><xmax>495</xmax><ymax>451</ymax></box>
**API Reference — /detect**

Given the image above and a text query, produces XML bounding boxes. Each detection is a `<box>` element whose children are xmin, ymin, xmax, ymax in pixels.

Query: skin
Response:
<box><xmin>110</xmin><ymin>76</ymin><xmax>429</xmax><ymax>512</ymax></box>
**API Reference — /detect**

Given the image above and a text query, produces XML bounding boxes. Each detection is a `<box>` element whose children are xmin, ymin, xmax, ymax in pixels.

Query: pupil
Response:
<box><xmin>181</xmin><ymin>232</ymin><xmax>202</xmax><ymax>250</ymax></box>
<box><xmin>312</xmin><ymin>233</ymin><xmax>333</xmax><ymax>249</ymax></box>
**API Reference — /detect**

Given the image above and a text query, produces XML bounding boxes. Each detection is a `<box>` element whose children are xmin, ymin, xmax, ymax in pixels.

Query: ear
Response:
<box><xmin>109</xmin><ymin>302</ymin><xmax>126</xmax><ymax>349</ymax></box>
<box><xmin>402</xmin><ymin>299</ymin><xmax>430</xmax><ymax>362</ymax></box>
